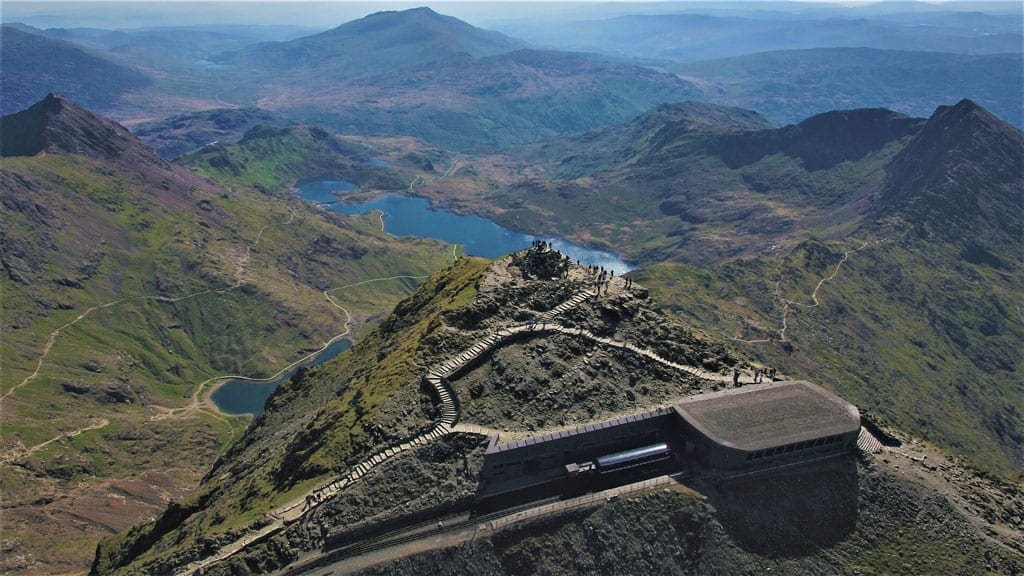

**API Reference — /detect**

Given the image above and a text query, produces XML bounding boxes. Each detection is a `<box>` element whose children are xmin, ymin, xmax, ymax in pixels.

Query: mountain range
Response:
<box><xmin>406</xmin><ymin>98</ymin><xmax>1022</xmax><ymax>475</ymax></box>
<box><xmin>87</xmin><ymin>94</ymin><xmax>1023</xmax><ymax>571</ymax></box>
<box><xmin>0</xmin><ymin>26</ymin><xmax>151</xmax><ymax>115</ymax></box>
<box><xmin>4</xmin><ymin>6</ymin><xmax>1022</xmax><ymax>147</ymax></box>
<box><xmin>2</xmin><ymin>4</ymin><xmax>1022</xmax><ymax>575</ymax></box>
<box><xmin>492</xmin><ymin>10</ymin><xmax>1023</xmax><ymax>62</ymax></box>
<box><xmin>675</xmin><ymin>47</ymin><xmax>1023</xmax><ymax>128</ymax></box>
<box><xmin>0</xmin><ymin>94</ymin><xmax>454</xmax><ymax>574</ymax></box>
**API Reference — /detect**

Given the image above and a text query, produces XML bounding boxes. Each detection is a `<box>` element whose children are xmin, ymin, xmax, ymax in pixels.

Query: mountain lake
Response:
<box><xmin>297</xmin><ymin>179</ymin><xmax>634</xmax><ymax>273</ymax></box>
<box><xmin>211</xmin><ymin>338</ymin><xmax>351</xmax><ymax>415</ymax></box>
<box><xmin>211</xmin><ymin>179</ymin><xmax>632</xmax><ymax>415</ymax></box>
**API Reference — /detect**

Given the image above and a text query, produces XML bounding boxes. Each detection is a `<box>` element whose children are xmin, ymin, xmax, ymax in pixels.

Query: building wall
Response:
<box><xmin>678</xmin><ymin>416</ymin><xmax>860</xmax><ymax>469</ymax></box>
<box><xmin>481</xmin><ymin>410</ymin><xmax>676</xmax><ymax>492</ymax></box>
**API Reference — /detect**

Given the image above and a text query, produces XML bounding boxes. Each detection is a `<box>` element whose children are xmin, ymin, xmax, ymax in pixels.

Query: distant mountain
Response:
<box><xmin>493</xmin><ymin>12</ymin><xmax>1023</xmax><ymax>62</ymax></box>
<box><xmin>676</xmin><ymin>48</ymin><xmax>1023</xmax><ymax>128</ymax></box>
<box><xmin>874</xmin><ymin>99</ymin><xmax>1023</xmax><ymax>253</ymax></box>
<box><xmin>215</xmin><ymin>7</ymin><xmax>525</xmax><ymax>81</ymax></box>
<box><xmin>434</xmin><ymin>99</ymin><xmax>1022</xmax><ymax>474</ymax></box>
<box><xmin>132</xmin><ymin>107</ymin><xmax>296</xmax><ymax>158</ymax></box>
<box><xmin>267</xmin><ymin>48</ymin><xmax>701</xmax><ymax>150</ymax></box>
<box><xmin>1</xmin><ymin>95</ymin><xmax>453</xmax><ymax>573</ymax></box>
<box><xmin>0</xmin><ymin>26</ymin><xmax>151</xmax><ymax>114</ymax></box>
<box><xmin>524</xmin><ymin>101</ymin><xmax>776</xmax><ymax>176</ymax></box>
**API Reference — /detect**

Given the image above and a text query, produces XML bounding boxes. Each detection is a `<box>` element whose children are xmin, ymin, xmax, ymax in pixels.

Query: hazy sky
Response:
<box><xmin>3</xmin><ymin>0</ymin><xmax>1020</xmax><ymax>29</ymax></box>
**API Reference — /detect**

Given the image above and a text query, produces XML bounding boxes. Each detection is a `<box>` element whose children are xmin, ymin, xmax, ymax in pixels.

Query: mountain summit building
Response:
<box><xmin>673</xmin><ymin>379</ymin><xmax>861</xmax><ymax>469</ymax></box>
<box><xmin>481</xmin><ymin>380</ymin><xmax>860</xmax><ymax>495</ymax></box>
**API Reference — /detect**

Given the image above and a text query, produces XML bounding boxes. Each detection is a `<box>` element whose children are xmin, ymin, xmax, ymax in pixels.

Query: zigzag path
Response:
<box><xmin>181</xmin><ymin>277</ymin><xmax>754</xmax><ymax>574</ymax></box>
<box><xmin>730</xmin><ymin>240</ymin><xmax>875</xmax><ymax>345</ymax></box>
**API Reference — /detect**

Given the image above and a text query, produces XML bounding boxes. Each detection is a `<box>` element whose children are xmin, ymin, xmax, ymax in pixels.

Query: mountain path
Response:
<box><xmin>1</xmin><ymin>418</ymin><xmax>110</xmax><ymax>464</ymax></box>
<box><xmin>182</xmin><ymin>280</ymin><xmax>752</xmax><ymax>574</ymax></box>
<box><xmin>1</xmin><ymin>209</ymin><xmax>298</xmax><ymax>406</ymax></box>
<box><xmin>729</xmin><ymin>240</ymin><xmax>873</xmax><ymax>344</ymax></box>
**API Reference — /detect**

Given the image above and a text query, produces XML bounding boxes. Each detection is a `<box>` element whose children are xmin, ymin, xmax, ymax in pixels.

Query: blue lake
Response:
<box><xmin>296</xmin><ymin>180</ymin><xmax>633</xmax><ymax>274</ymax></box>
<box><xmin>211</xmin><ymin>338</ymin><xmax>351</xmax><ymax>415</ymax></box>
<box><xmin>212</xmin><ymin>180</ymin><xmax>633</xmax><ymax>416</ymax></box>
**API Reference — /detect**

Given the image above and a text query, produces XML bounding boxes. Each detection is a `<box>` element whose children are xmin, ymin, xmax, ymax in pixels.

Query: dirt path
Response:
<box><xmin>181</xmin><ymin>281</ymin><xmax>743</xmax><ymax>574</ymax></box>
<box><xmin>729</xmin><ymin>240</ymin><xmax>873</xmax><ymax>345</ymax></box>
<box><xmin>777</xmin><ymin>240</ymin><xmax>870</xmax><ymax>342</ymax></box>
<box><xmin>1</xmin><ymin>418</ymin><xmax>110</xmax><ymax>463</ymax></box>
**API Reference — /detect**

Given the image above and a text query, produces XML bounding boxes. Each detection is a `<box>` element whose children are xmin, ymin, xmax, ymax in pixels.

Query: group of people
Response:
<box><xmin>731</xmin><ymin>366</ymin><xmax>777</xmax><ymax>387</ymax></box>
<box><xmin>578</xmin><ymin>262</ymin><xmax>634</xmax><ymax>294</ymax></box>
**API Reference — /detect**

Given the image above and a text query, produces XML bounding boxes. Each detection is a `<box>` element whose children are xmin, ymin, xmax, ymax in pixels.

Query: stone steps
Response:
<box><xmin>857</xmin><ymin>427</ymin><xmax>883</xmax><ymax>454</ymax></box>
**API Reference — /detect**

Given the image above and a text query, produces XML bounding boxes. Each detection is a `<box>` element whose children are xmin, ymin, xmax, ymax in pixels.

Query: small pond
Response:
<box><xmin>211</xmin><ymin>338</ymin><xmax>351</xmax><ymax>415</ymax></box>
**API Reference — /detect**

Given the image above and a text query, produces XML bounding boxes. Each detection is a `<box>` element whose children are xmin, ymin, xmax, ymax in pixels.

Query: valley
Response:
<box><xmin>1</xmin><ymin>3</ymin><xmax>1021</xmax><ymax>575</ymax></box>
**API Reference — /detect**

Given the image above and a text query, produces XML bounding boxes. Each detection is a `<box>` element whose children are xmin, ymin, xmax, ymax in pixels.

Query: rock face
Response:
<box><xmin>2</xmin><ymin>92</ymin><xmax>165</xmax><ymax>166</ymax></box>
<box><xmin>713</xmin><ymin>107</ymin><xmax>924</xmax><ymax>171</ymax></box>
<box><xmin>875</xmin><ymin>99</ymin><xmax>1024</xmax><ymax>251</ymax></box>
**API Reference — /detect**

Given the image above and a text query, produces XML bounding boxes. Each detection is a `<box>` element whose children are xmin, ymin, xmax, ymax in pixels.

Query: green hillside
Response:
<box><xmin>181</xmin><ymin>124</ymin><xmax>405</xmax><ymax>192</ymax></box>
<box><xmin>634</xmin><ymin>101</ymin><xmax>1023</xmax><ymax>474</ymax></box>
<box><xmin>0</xmin><ymin>95</ymin><xmax>453</xmax><ymax>574</ymax></box>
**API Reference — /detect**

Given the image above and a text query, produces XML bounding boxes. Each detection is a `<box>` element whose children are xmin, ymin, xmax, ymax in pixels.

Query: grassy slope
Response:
<box><xmin>634</xmin><ymin>231</ymin><xmax>1022</xmax><ymax>475</ymax></box>
<box><xmin>0</xmin><ymin>130</ymin><xmax>453</xmax><ymax>573</ymax></box>
<box><xmin>93</xmin><ymin>257</ymin><xmax>491</xmax><ymax>574</ymax></box>
<box><xmin>180</xmin><ymin>125</ymin><xmax>408</xmax><ymax>192</ymax></box>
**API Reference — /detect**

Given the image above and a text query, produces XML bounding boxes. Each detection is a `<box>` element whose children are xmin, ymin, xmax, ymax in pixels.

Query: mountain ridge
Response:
<box><xmin>0</xmin><ymin>26</ymin><xmax>151</xmax><ymax>115</ymax></box>
<box><xmin>0</xmin><ymin>95</ymin><xmax>454</xmax><ymax>573</ymax></box>
<box><xmin>214</xmin><ymin>7</ymin><xmax>525</xmax><ymax>79</ymax></box>
<box><xmin>873</xmin><ymin>98</ymin><xmax>1024</xmax><ymax>252</ymax></box>
<box><xmin>3</xmin><ymin>92</ymin><xmax>164</xmax><ymax>164</ymax></box>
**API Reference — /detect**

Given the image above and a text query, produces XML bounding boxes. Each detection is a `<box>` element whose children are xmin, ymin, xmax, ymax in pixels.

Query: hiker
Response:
<box><xmin>732</xmin><ymin>369</ymin><xmax>739</xmax><ymax>387</ymax></box>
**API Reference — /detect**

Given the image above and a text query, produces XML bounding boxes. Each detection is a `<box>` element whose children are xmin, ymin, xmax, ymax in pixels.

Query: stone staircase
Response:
<box><xmin>180</xmin><ymin>286</ymin><xmax>732</xmax><ymax>574</ymax></box>
<box><xmin>856</xmin><ymin>426</ymin><xmax>884</xmax><ymax>454</ymax></box>
<box><xmin>537</xmin><ymin>289</ymin><xmax>595</xmax><ymax>321</ymax></box>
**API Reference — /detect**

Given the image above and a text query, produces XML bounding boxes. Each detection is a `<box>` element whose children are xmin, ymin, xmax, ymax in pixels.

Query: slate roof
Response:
<box><xmin>672</xmin><ymin>380</ymin><xmax>860</xmax><ymax>451</ymax></box>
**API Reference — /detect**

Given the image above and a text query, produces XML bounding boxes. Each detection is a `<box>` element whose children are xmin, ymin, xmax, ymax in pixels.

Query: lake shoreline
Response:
<box><xmin>295</xmin><ymin>179</ymin><xmax>634</xmax><ymax>274</ymax></box>
<box><xmin>207</xmin><ymin>335</ymin><xmax>353</xmax><ymax>416</ymax></box>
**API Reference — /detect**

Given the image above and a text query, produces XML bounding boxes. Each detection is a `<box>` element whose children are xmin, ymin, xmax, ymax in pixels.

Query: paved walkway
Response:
<box><xmin>180</xmin><ymin>283</ymin><xmax>747</xmax><ymax>574</ymax></box>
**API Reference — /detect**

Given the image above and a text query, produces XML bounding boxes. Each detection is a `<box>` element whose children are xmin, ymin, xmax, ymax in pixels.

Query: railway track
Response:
<box><xmin>280</xmin><ymin>497</ymin><xmax>561</xmax><ymax>576</ymax></box>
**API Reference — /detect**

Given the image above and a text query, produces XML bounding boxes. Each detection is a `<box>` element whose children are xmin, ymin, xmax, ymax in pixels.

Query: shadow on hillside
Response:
<box><xmin>704</xmin><ymin>456</ymin><xmax>858</xmax><ymax>558</ymax></box>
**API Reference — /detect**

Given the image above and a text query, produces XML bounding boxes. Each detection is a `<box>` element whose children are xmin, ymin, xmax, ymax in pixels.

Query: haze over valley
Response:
<box><xmin>1</xmin><ymin>3</ymin><xmax>1021</xmax><ymax>575</ymax></box>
